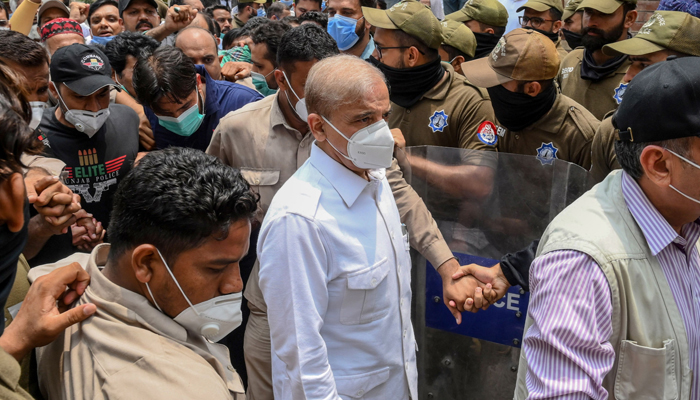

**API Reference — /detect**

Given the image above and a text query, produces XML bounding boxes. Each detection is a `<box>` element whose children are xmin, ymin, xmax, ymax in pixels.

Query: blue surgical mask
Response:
<box><xmin>257</xmin><ymin>7</ymin><xmax>266</xmax><ymax>17</ymax></box>
<box><xmin>251</xmin><ymin>70</ymin><xmax>277</xmax><ymax>97</ymax></box>
<box><xmin>327</xmin><ymin>15</ymin><xmax>362</xmax><ymax>51</ymax></box>
<box><xmin>156</xmin><ymin>91</ymin><xmax>205</xmax><ymax>137</ymax></box>
<box><xmin>280</xmin><ymin>0</ymin><xmax>293</xmax><ymax>6</ymax></box>
<box><xmin>90</xmin><ymin>35</ymin><xmax>116</xmax><ymax>45</ymax></box>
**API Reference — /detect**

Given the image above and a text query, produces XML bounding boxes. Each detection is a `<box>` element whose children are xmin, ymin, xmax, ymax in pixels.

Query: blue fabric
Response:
<box><xmin>657</xmin><ymin>0</ymin><xmax>700</xmax><ymax>17</ymax></box>
<box><xmin>145</xmin><ymin>65</ymin><xmax>263</xmax><ymax>151</ymax></box>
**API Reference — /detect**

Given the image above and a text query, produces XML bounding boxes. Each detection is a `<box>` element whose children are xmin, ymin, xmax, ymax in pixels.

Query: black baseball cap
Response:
<box><xmin>119</xmin><ymin>0</ymin><xmax>159</xmax><ymax>15</ymax></box>
<box><xmin>50</xmin><ymin>44</ymin><xmax>118</xmax><ymax>96</ymax></box>
<box><xmin>613</xmin><ymin>56</ymin><xmax>700</xmax><ymax>143</ymax></box>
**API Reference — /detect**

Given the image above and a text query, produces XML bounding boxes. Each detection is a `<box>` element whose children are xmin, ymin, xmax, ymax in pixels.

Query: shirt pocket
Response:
<box><xmin>614</xmin><ymin>339</ymin><xmax>678</xmax><ymax>400</ymax></box>
<box><xmin>239</xmin><ymin>168</ymin><xmax>280</xmax><ymax>187</ymax></box>
<box><xmin>335</xmin><ymin>366</ymin><xmax>390</xmax><ymax>399</ymax></box>
<box><xmin>341</xmin><ymin>257</ymin><xmax>391</xmax><ymax>325</ymax></box>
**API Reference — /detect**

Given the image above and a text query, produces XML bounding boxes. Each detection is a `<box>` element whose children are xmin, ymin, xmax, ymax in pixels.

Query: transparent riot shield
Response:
<box><xmin>402</xmin><ymin>146</ymin><xmax>592</xmax><ymax>400</ymax></box>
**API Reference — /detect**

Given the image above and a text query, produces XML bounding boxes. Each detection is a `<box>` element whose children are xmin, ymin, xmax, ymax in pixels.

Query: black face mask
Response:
<box><xmin>561</xmin><ymin>28</ymin><xmax>583</xmax><ymax>49</ymax></box>
<box><xmin>487</xmin><ymin>83</ymin><xmax>557</xmax><ymax>132</ymax></box>
<box><xmin>0</xmin><ymin>201</ymin><xmax>29</xmax><ymax>335</ymax></box>
<box><xmin>580</xmin><ymin>49</ymin><xmax>628</xmax><ymax>81</ymax></box>
<box><xmin>523</xmin><ymin>26</ymin><xmax>560</xmax><ymax>43</ymax></box>
<box><xmin>473</xmin><ymin>32</ymin><xmax>503</xmax><ymax>59</ymax></box>
<box><xmin>368</xmin><ymin>56</ymin><xmax>445</xmax><ymax>109</ymax></box>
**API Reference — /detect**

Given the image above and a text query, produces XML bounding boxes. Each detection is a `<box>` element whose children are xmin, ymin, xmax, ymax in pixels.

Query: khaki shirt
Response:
<box><xmin>555</xmin><ymin>39</ymin><xmax>570</xmax><ymax>60</ymax></box>
<box><xmin>20</xmin><ymin>154</ymin><xmax>65</xmax><ymax>176</ymax></box>
<box><xmin>497</xmin><ymin>94</ymin><xmax>599</xmax><ymax>169</ymax></box>
<box><xmin>233</xmin><ymin>15</ymin><xmax>245</xmax><ymax>29</ymax></box>
<box><xmin>36</xmin><ymin>245</ymin><xmax>246</xmax><ymax>400</ymax></box>
<box><xmin>0</xmin><ymin>348</ymin><xmax>31</xmax><ymax>400</ymax></box>
<box><xmin>388</xmin><ymin>63</ymin><xmax>498</xmax><ymax>164</ymax></box>
<box><xmin>557</xmin><ymin>48</ymin><xmax>631</xmax><ymax>120</ymax></box>
<box><xmin>207</xmin><ymin>93</ymin><xmax>454</xmax><ymax>311</ymax></box>
<box><xmin>589</xmin><ymin>114</ymin><xmax>619</xmax><ymax>183</ymax></box>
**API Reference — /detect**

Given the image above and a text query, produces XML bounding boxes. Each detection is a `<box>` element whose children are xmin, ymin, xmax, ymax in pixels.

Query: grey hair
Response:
<box><xmin>305</xmin><ymin>54</ymin><xmax>388</xmax><ymax>119</ymax></box>
<box><xmin>615</xmin><ymin>137</ymin><xmax>694</xmax><ymax>180</ymax></box>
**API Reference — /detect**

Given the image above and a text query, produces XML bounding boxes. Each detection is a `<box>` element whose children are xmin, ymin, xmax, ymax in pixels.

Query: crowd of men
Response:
<box><xmin>0</xmin><ymin>0</ymin><xmax>699</xmax><ymax>397</ymax></box>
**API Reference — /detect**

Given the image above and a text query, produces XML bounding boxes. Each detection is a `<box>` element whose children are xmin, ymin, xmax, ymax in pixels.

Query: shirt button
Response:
<box><xmin>403</xmin><ymin>329</ymin><xmax>407</xmax><ymax>338</ymax></box>
<box><xmin>400</xmin><ymin>299</ymin><xmax>404</xmax><ymax>307</ymax></box>
<box><xmin>405</xmin><ymin>362</ymin><xmax>409</xmax><ymax>370</ymax></box>
<box><xmin>515</xmin><ymin>135</ymin><xmax>520</xmax><ymax>139</ymax></box>
<box><xmin>253</xmin><ymin>179</ymin><xmax>260</xmax><ymax>185</ymax></box>
<box><xmin>371</xmin><ymin>278</ymin><xmax>377</xmax><ymax>286</ymax></box>
<box><xmin>406</xmin><ymin>109</ymin><xmax>411</xmax><ymax>114</ymax></box>
<box><xmin>357</xmin><ymin>390</ymin><xmax>364</xmax><ymax>396</ymax></box>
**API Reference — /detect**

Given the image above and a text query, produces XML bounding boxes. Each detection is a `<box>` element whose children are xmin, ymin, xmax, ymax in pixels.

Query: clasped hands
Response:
<box><xmin>437</xmin><ymin>258</ymin><xmax>511</xmax><ymax>324</ymax></box>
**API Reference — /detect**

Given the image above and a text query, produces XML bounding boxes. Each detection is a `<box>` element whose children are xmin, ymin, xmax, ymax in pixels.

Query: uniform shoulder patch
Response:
<box><xmin>428</xmin><ymin>110</ymin><xmax>449</xmax><ymax>133</ymax></box>
<box><xmin>613</xmin><ymin>82</ymin><xmax>628</xmax><ymax>105</ymax></box>
<box><xmin>477</xmin><ymin>121</ymin><xmax>498</xmax><ymax>145</ymax></box>
<box><xmin>536</xmin><ymin>142</ymin><xmax>558</xmax><ymax>165</ymax></box>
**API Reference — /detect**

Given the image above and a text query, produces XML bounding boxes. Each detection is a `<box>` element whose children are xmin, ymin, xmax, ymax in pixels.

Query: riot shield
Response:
<box><xmin>403</xmin><ymin>146</ymin><xmax>592</xmax><ymax>400</ymax></box>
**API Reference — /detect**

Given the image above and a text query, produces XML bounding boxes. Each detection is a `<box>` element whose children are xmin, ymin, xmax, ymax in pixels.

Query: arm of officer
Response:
<box><xmin>590</xmin><ymin>116</ymin><xmax>619</xmax><ymax>184</ymax></box>
<box><xmin>258</xmin><ymin>213</ymin><xmax>340</xmax><ymax>400</ymax></box>
<box><xmin>520</xmin><ymin>250</ymin><xmax>615</xmax><ymax>399</ymax></box>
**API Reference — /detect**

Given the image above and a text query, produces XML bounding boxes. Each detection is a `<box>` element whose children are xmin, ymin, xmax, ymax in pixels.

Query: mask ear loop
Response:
<box><xmin>154</xmin><ymin>248</ymin><xmax>199</xmax><ymax>314</ymax></box>
<box><xmin>665</xmin><ymin>148</ymin><xmax>700</xmax><ymax>205</ymax></box>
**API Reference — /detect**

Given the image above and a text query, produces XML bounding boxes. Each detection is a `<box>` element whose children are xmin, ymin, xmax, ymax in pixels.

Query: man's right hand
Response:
<box><xmin>163</xmin><ymin>4</ymin><xmax>197</xmax><ymax>34</ymax></box>
<box><xmin>451</xmin><ymin>263</ymin><xmax>511</xmax><ymax>312</ymax></box>
<box><xmin>221</xmin><ymin>62</ymin><xmax>252</xmax><ymax>82</ymax></box>
<box><xmin>28</xmin><ymin>175</ymin><xmax>81</xmax><ymax>233</ymax></box>
<box><xmin>0</xmin><ymin>263</ymin><xmax>96</xmax><ymax>362</ymax></box>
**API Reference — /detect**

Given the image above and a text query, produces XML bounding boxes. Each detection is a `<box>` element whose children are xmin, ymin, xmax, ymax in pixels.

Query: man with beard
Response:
<box><xmin>326</xmin><ymin>0</ymin><xmax>376</xmax><ymax>59</ymax></box>
<box><xmin>556</xmin><ymin>0</ymin><xmax>637</xmax><ymax>120</ymax></box>
<box><xmin>87</xmin><ymin>0</ymin><xmax>125</xmax><ymax>46</ymax></box>
<box><xmin>233</xmin><ymin>0</ymin><xmax>266</xmax><ymax>29</ymax></box>
<box><xmin>119</xmin><ymin>0</ymin><xmax>196</xmax><ymax>42</ymax></box>
<box><xmin>364</xmin><ymin>0</ymin><xmax>498</xmax><ymax>202</ymax></box>
<box><xmin>588</xmin><ymin>10</ymin><xmax>700</xmax><ymax>183</ymax></box>
<box><xmin>207</xmin><ymin>4</ymin><xmax>233</xmax><ymax>34</ymax></box>
<box><xmin>462</xmin><ymin>28</ymin><xmax>599</xmax><ymax>169</ymax></box>
<box><xmin>560</xmin><ymin>0</ymin><xmax>584</xmax><ymax>50</ymax></box>
<box><xmin>445</xmin><ymin>0</ymin><xmax>509</xmax><ymax>59</ymax></box>
<box><xmin>516</xmin><ymin>0</ymin><xmax>569</xmax><ymax>59</ymax></box>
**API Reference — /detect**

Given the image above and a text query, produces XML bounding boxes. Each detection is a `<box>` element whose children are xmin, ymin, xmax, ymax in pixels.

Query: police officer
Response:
<box><xmin>560</xmin><ymin>0</ymin><xmax>584</xmax><ymax>50</ymax></box>
<box><xmin>439</xmin><ymin>19</ymin><xmax>476</xmax><ymax>76</ymax></box>
<box><xmin>557</xmin><ymin>0</ymin><xmax>637</xmax><ymax>120</ymax></box>
<box><xmin>589</xmin><ymin>10</ymin><xmax>700</xmax><ymax>182</ymax></box>
<box><xmin>516</xmin><ymin>0</ymin><xmax>569</xmax><ymax>60</ymax></box>
<box><xmin>233</xmin><ymin>0</ymin><xmax>266</xmax><ymax>29</ymax></box>
<box><xmin>365</xmin><ymin>0</ymin><xmax>499</xmax><ymax>201</ymax></box>
<box><xmin>445</xmin><ymin>0</ymin><xmax>509</xmax><ymax>58</ymax></box>
<box><xmin>463</xmin><ymin>28</ymin><xmax>599</xmax><ymax>169</ymax></box>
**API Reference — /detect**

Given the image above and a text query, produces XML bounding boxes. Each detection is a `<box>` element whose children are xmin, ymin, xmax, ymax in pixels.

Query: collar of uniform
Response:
<box><xmin>195</xmin><ymin>64</ymin><xmax>220</xmax><ymax>116</ymax></box>
<box><xmin>270</xmin><ymin>92</ymin><xmax>304</xmax><ymax>141</ymax></box>
<box><xmin>420</xmin><ymin>63</ymin><xmax>452</xmax><ymax>101</ymax></box>
<box><xmin>518</xmin><ymin>93</ymin><xmax>564</xmax><ymax>133</ymax></box>
<box><xmin>85</xmin><ymin>243</ymin><xmax>189</xmax><ymax>343</ymax></box>
<box><xmin>621</xmin><ymin>171</ymin><xmax>700</xmax><ymax>255</ymax></box>
<box><xmin>309</xmin><ymin>142</ymin><xmax>372</xmax><ymax>208</ymax></box>
<box><xmin>234</xmin><ymin>15</ymin><xmax>244</xmax><ymax>27</ymax></box>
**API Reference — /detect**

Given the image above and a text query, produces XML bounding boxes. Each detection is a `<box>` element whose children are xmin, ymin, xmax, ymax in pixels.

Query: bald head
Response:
<box><xmin>175</xmin><ymin>26</ymin><xmax>221</xmax><ymax>79</ymax></box>
<box><xmin>305</xmin><ymin>54</ymin><xmax>387</xmax><ymax>119</ymax></box>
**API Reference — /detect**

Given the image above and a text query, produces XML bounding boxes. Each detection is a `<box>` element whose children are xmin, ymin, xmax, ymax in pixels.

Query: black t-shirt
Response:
<box><xmin>37</xmin><ymin>104</ymin><xmax>139</xmax><ymax>229</ymax></box>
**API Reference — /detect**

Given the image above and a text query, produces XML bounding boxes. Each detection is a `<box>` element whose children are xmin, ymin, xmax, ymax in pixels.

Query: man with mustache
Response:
<box><xmin>88</xmin><ymin>0</ymin><xmax>124</xmax><ymax>45</ymax></box>
<box><xmin>556</xmin><ymin>0</ymin><xmax>637</xmax><ymax>120</ymax></box>
<box><xmin>119</xmin><ymin>0</ymin><xmax>195</xmax><ymax>41</ymax></box>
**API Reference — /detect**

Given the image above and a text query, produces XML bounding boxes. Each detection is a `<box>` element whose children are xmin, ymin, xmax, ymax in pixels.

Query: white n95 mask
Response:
<box><xmin>29</xmin><ymin>101</ymin><xmax>47</xmax><ymax>130</ymax></box>
<box><xmin>322</xmin><ymin>116</ymin><xmax>395</xmax><ymax>169</ymax></box>
<box><xmin>55</xmin><ymin>88</ymin><xmax>109</xmax><ymax>138</ymax></box>
<box><xmin>282</xmin><ymin>70</ymin><xmax>308</xmax><ymax>122</ymax></box>
<box><xmin>146</xmin><ymin>249</ymin><xmax>243</xmax><ymax>342</ymax></box>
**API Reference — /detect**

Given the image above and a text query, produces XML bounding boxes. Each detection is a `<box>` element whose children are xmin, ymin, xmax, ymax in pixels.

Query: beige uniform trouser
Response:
<box><xmin>243</xmin><ymin>301</ymin><xmax>273</xmax><ymax>400</ymax></box>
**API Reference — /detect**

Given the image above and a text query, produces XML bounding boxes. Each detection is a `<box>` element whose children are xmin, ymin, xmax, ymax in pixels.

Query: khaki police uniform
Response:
<box><xmin>555</xmin><ymin>39</ymin><xmax>570</xmax><ymax>58</ymax></box>
<box><xmin>233</xmin><ymin>0</ymin><xmax>265</xmax><ymax>29</ymax></box>
<box><xmin>389</xmin><ymin>63</ymin><xmax>498</xmax><ymax>159</ymax></box>
<box><xmin>557</xmin><ymin>48</ymin><xmax>630</xmax><ymax>120</ymax></box>
<box><xmin>498</xmin><ymin>94</ymin><xmax>598</xmax><ymax>169</ymax></box>
<box><xmin>590</xmin><ymin>113</ymin><xmax>619</xmax><ymax>183</ymax></box>
<box><xmin>207</xmin><ymin>92</ymin><xmax>455</xmax><ymax>400</ymax></box>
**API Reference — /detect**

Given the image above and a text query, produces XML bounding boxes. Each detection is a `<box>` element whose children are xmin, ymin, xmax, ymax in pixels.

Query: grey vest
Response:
<box><xmin>514</xmin><ymin>171</ymin><xmax>693</xmax><ymax>400</ymax></box>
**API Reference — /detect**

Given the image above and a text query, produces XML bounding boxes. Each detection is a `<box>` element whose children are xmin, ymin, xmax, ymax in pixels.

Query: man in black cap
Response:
<box><xmin>39</xmin><ymin>44</ymin><xmax>139</xmax><ymax>234</ymax></box>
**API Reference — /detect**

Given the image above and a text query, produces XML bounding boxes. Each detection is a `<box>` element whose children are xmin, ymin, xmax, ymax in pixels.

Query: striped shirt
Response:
<box><xmin>524</xmin><ymin>171</ymin><xmax>700</xmax><ymax>399</ymax></box>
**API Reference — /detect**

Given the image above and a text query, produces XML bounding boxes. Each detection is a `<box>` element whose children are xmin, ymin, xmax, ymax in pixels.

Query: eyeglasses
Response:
<box><xmin>519</xmin><ymin>15</ymin><xmax>556</xmax><ymax>29</ymax></box>
<box><xmin>0</xmin><ymin>20</ymin><xmax>8</xmax><ymax>27</ymax></box>
<box><xmin>374</xmin><ymin>43</ymin><xmax>425</xmax><ymax>59</ymax></box>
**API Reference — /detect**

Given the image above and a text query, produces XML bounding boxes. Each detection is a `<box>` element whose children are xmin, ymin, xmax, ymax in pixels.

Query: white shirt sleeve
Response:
<box><xmin>258</xmin><ymin>213</ymin><xmax>341</xmax><ymax>400</ymax></box>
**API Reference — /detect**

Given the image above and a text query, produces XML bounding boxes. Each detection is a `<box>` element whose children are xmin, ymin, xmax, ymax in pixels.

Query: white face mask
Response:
<box><xmin>55</xmin><ymin>86</ymin><xmax>110</xmax><ymax>138</ymax></box>
<box><xmin>282</xmin><ymin>70</ymin><xmax>308</xmax><ymax>122</ymax></box>
<box><xmin>29</xmin><ymin>101</ymin><xmax>47</xmax><ymax>130</ymax></box>
<box><xmin>146</xmin><ymin>249</ymin><xmax>243</xmax><ymax>342</ymax></box>
<box><xmin>321</xmin><ymin>116</ymin><xmax>395</xmax><ymax>170</ymax></box>
<box><xmin>667</xmin><ymin>148</ymin><xmax>700</xmax><ymax>205</ymax></box>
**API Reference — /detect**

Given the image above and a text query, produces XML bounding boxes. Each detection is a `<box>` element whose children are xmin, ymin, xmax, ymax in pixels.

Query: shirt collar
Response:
<box><xmin>621</xmin><ymin>171</ymin><xmax>700</xmax><ymax>255</ymax></box>
<box><xmin>270</xmin><ymin>92</ymin><xmax>304</xmax><ymax>140</ymax></box>
<box><xmin>195</xmin><ymin>64</ymin><xmax>220</xmax><ymax>115</ymax></box>
<box><xmin>309</xmin><ymin>142</ymin><xmax>372</xmax><ymax>208</ymax></box>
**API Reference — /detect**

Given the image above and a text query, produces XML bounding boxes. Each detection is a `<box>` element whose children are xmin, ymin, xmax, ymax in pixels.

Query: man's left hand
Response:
<box><xmin>163</xmin><ymin>5</ymin><xmax>197</xmax><ymax>33</ymax></box>
<box><xmin>221</xmin><ymin>62</ymin><xmax>252</xmax><ymax>82</ymax></box>
<box><xmin>69</xmin><ymin>2</ymin><xmax>90</xmax><ymax>23</ymax></box>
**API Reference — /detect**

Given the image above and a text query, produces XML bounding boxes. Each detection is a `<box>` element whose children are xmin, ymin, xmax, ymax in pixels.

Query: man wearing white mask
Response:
<box><xmin>40</xmin><ymin>44</ymin><xmax>139</xmax><ymax>233</ymax></box>
<box><xmin>36</xmin><ymin>147</ymin><xmax>252</xmax><ymax>399</ymax></box>
<box><xmin>258</xmin><ymin>54</ymin><xmax>417</xmax><ymax>399</ymax></box>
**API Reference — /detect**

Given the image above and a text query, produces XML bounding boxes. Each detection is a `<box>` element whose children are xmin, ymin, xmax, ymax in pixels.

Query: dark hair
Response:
<box><xmin>360</xmin><ymin>0</ymin><xmax>377</xmax><ymax>8</ymax></box>
<box><xmin>477</xmin><ymin>21</ymin><xmax>506</xmax><ymax>36</ymax></box>
<box><xmin>108</xmin><ymin>147</ymin><xmax>258</xmax><ymax>264</ymax></box>
<box><xmin>266</xmin><ymin>1</ymin><xmax>288</xmax><ymax>19</ymax></box>
<box><xmin>622</xmin><ymin>2</ymin><xmax>637</xmax><ymax>12</ymax></box>
<box><xmin>615</xmin><ymin>138</ymin><xmax>692</xmax><ymax>180</ymax></box>
<box><xmin>294</xmin><ymin>0</ymin><xmax>322</xmax><ymax>6</ymax></box>
<box><xmin>277</xmin><ymin>24</ymin><xmax>339</xmax><ymax>70</ymax></box>
<box><xmin>394</xmin><ymin>29</ymin><xmax>439</xmax><ymax>61</ymax></box>
<box><xmin>222</xmin><ymin>27</ymin><xmax>247</xmax><ymax>49</ymax></box>
<box><xmin>441</xmin><ymin>44</ymin><xmax>472</xmax><ymax>63</ymax></box>
<box><xmin>204</xmin><ymin>4</ymin><xmax>230</xmax><ymax>16</ymax></box>
<box><xmin>199</xmin><ymin>12</ymin><xmax>221</xmax><ymax>36</ymax></box>
<box><xmin>251</xmin><ymin>21</ymin><xmax>291</xmax><ymax>66</ymax></box>
<box><xmin>87</xmin><ymin>0</ymin><xmax>120</xmax><ymax>23</ymax></box>
<box><xmin>298</xmin><ymin>10</ymin><xmax>327</xmax><ymax>29</ymax></box>
<box><xmin>548</xmin><ymin>7</ymin><xmax>563</xmax><ymax>21</ymax></box>
<box><xmin>132</xmin><ymin>46</ymin><xmax>197</xmax><ymax>114</ymax></box>
<box><xmin>0</xmin><ymin>30</ymin><xmax>49</xmax><ymax>69</ymax></box>
<box><xmin>0</xmin><ymin>1</ymin><xmax>12</xmax><ymax>18</ymax></box>
<box><xmin>244</xmin><ymin>16</ymin><xmax>271</xmax><ymax>30</ymax></box>
<box><xmin>376</xmin><ymin>0</ymin><xmax>387</xmax><ymax>9</ymax></box>
<box><xmin>104</xmin><ymin>31</ymin><xmax>160</xmax><ymax>76</ymax></box>
<box><xmin>281</xmin><ymin>15</ymin><xmax>298</xmax><ymax>24</ymax></box>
